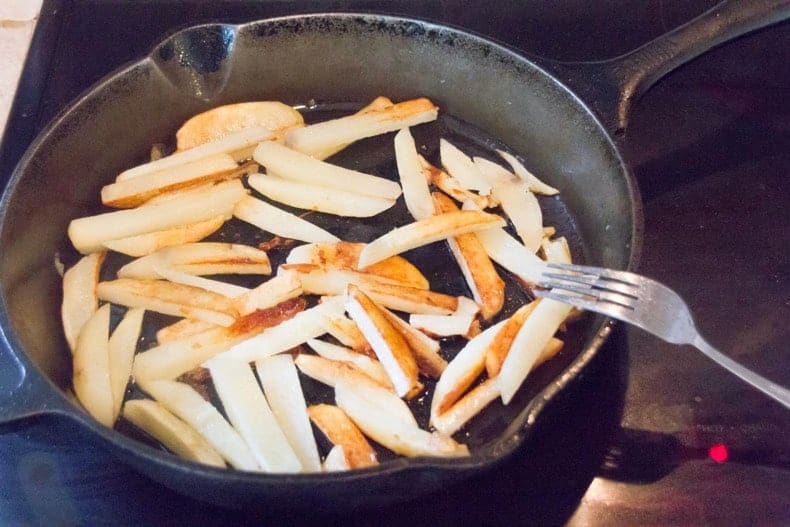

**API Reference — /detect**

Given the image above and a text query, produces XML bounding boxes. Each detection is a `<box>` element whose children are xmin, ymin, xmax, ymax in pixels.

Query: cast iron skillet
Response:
<box><xmin>0</xmin><ymin>1</ymin><xmax>787</xmax><ymax>510</ymax></box>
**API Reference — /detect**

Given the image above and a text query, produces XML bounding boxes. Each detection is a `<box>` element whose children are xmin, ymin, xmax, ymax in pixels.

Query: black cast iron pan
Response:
<box><xmin>0</xmin><ymin>1</ymin><xmax>787</xmax><ymax>511</ymax></box>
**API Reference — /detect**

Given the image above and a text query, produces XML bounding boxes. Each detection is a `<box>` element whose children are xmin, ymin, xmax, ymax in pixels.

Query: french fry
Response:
<box><xmin>307</xmin><ymin>404</ymin><xmax>378</xmax><ymax>469</ymax></box>
<box><xmin>294</xmin><ymin>354</ymin><xmax>393</xmax><ymax>392</ymax></box>
<box><xmin>72</xmin><ymin>304</ymin><xmax>113</xmax><ymax>427</ymax></box>
<box><xmin>395</xmin><ymin>128</ymin><xmax>434</xmax><ymax>220</ymax></box>
<box><xmin>306</xmin><ymin>339</ymin><xmax>393</xmax><ymax>389</ymax></box>
<box><xmin>499</xmin><ymin>299</ymin><xmax>573</xmax><ymax>404</ymax></box>
<box><xmin>309</xmin><ymin>96</ymin><xmax>394</xmax><ymax>160</ymax></box>
<box><xmin>132</xmin><ymin>297</ymin><xmax>306</xmax><ymax>381</ymax></box>
<box><xmin>118</xmin><ymin>242</ymin><xmax>272</xmax><ymax>279</ymax></box>
<box><xmin>474</xmin><ymin>157</ymin><xmax>543</xmax><ymax>252</ymax></box>
<box><xmin>61</xmin><ymin>252</ymin><xmax>105</xmax><ymax>352</ymax></box>
<box><xmin>345</xmin><ymin>285</ymin><xmax>419</xmax><ymax>398</ymax></box>
<box><xmin>69</xmin><ymin>179</ymin><xmax>246</xmax><ymax>254</ymax></box>
<box><xmin>255</xmin><ymin>354</ymin><xmax>322</xmax><ymax>472</ymax></box>
<box><xmin>357</xmin><ymin>280</ymin><xmax>459</xmax><ymax>315</ymax></box>
<box><xmin>234</xmin><ymin>269</ymin><xmax>303</xmax><ymax>316</ymax></box>
<box><xmin>496</xmin><ymin>149</ymin><xmax>559</xmax><ymax>195</ymax></box>
<box><xmin>108</xmin><ymin>307</ymin><xmax>144</xmax><ymax>421</ymax></box>
<box><xmin>419</xmin><ymin>155</ymin><xmax>495</xmax><ymax>210</ymax></box>
<box><xmin>321</xmin><ymin>314</ymin><xmax>374</xmax><ymax>356</ymax></box>
<box><xmin>214</xmin><ymin>296</ymin><xmax>345</xmax><ymax>364</ymax></box>
<box><xmin>102</xmin><ymin>215</ymin><xmax>225</xmax><ymax>257</ymax></box>
<box><xmin>156</xmin><ymin>318</ymin><xmax>216</xmax><ymax>345</ymax></box>
<box><xmin>176</xmin><ymin>101</ymin><xmax>305</xmax><ymax>151</ymax></box>
<box><xmin>122</xmin><ymin>399</ymin><xmax>226</xmax><ymax>467</ymax></box>
<box><xmin>409</xmin><ymin>311</ymin><xmax>476</xmax><ymax>338</ymax></box>
<box><xmin>322</xmin><ymin>445</ymin><xmax>351</xmax><ymax>471</ymax></box>
<box><xmin>285</xmin><ymin>241</ymin><xmax>429</xmax><ymax>289</ymax></box>
<box><xmin>485</xmin><ymin>300</ymin><xmax>539</xmax><ymax>378</ymax></box>
<box><xmin>379</xmin><ymin>308</ymin><xmax>446</xmax><ymax>379</ymax></box>
<box><xmin>207</xmin><ymin>358</ymin><xmax>302</xmax><ymax>473</ymax></box>
<box><xmin>248</xmin><ymin>174</ymin><xmax>396</xmax><ymax>217</ymax></box>
<box><xmin>284</xmin><ymin>98</ymin><xmax>438</xmax><ymax>158</ymax></box>
<box><xmin>462</xmin><ymin>200</ymin><xmax>546</xmax><ymax>285</ymax></box>
<box><xmin>253</xmin><ymin>141</ymin><xmax>402</xmax><ymax>200</ymax></box>
<box><xmin>440</xmin><ymin>138</ymin><xmax>491</xmax><ymax>194</ymax></box>
<box><xmin>116</xmin><ymin>126</ymin><xmax>274</xmax><ymax>182</ymax></box>
<box><xmin>141</xmin><ymin>379</ymin><xmax>260</xmax><ymax>471</ymax></box>
<box><xmin>433</xmin><ymin>192</ymin><xmax>504</xmax><ymax>320</ymax></box>
<box><xmin>233</xmin><ymin>195</ymin><xmax>339</xmax><ymax>244</ymax></box>
<box><xmin>335</xmin><ymin>381</ymin><xmax>468</xmax><ymax>458</ymax></box>
<box><xmin>101</xmin><ymin>155</ymin><xmax>252</xmax><ymax>208</ymax></box>
<box><xmin>430</xmin><ymin>319</ymin><xmax>507</xmax><ymax>423</ymax></box>
<box><xmin>97</xmin><ymin>278</ymin><xmax>238</xmax><ymax>327</ymax></box>
<box><xmin>541</xmin><ymin>236</ymin><xmax>573</xmax><ymax>264</ymax></box>
<box><xmin>281</xmin><ymin>264</ymin><xmax>425</xmax><ymax>297</ymax></box>
<box><xmin>357</xmin><ymin>210</ymin><xmax>505</xmax><ymax>268</ymax></box>
<box><xmin>152</xmin><ymin>265</ymin><xmax>249</xmax><ymax>299</ymax></box>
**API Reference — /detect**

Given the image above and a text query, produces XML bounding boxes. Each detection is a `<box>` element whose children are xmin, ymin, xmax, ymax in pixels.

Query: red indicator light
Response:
<box><xmin>708</xmin><ymin>443</ymin><xmax>729</xmax><ymax>463</ymax></box>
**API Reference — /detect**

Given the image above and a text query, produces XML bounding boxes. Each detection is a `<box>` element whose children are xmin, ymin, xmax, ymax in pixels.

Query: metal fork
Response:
<box><xmin>534</xmin><ymin>262</ymin><xmax>790</xmax><ymax>409</ymax></box>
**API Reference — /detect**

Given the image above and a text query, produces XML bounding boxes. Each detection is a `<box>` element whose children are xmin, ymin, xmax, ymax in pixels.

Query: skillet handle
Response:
<box><xmin>548</xmin><ymin>0</ymin><xmax>790</xmax><ymax>135</ymax></box>
<box><xmin>0</xmin><ymin>335</ymin><xmax>73</xmax><ymax>426</ymax></box>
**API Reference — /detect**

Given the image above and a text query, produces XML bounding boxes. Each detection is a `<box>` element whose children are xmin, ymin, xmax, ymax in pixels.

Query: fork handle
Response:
<box><xmin>693</xmin><ymin>335</ymin><xmax>790</xmax><ymax>409</ymax></box>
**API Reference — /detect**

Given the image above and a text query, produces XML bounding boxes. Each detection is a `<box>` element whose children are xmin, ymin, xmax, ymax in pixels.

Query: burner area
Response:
<box><xmin>1</xmin><ymin>1</ymin><xmax>788</xmax><ymax>525</ymax></box>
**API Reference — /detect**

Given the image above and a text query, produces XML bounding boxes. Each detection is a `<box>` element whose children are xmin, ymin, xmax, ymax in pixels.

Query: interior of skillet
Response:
<box><xmin>0</xmin><ymin>16</ymin><xmax>634</xmax><ymax>464</ymax></box>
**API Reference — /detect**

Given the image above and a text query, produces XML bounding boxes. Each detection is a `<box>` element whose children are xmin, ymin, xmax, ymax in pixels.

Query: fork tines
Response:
<box><xmin>534</xmin><ymin>263</ymin><xmax>639</xmax><ymax>310</ymax></box>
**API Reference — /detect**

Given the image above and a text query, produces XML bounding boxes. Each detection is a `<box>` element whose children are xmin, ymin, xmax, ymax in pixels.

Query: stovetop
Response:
<box><xmin>0</xmin><ymin>1</ymin><xmax>788</xmax><ymax>525</ymax></box>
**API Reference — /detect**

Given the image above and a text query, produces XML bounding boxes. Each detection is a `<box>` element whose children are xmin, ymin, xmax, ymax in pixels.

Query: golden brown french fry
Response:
<box><xmin>433</xmin><ymin>192</ymin><xmax>504</xmax><ymax>320</ymax></box>
<box><xmin>157</xmin><ymin>318</ymin><xmax>216</xmax><ymax>345</ymax></box>
<box><xmin>233</xmin><ymin>269</ymin><xmax>303</xmax><ymax>316</ymax></box>
<box><xmin>133</xmin><ymin>297</ymin><xmax>306</xmax><ymax>382</ymax></box>
<box><xmin>309</xmin><ymin>96</ymin><xmax>394</xmax><ymax>160</ymax></box>
<box><xmin>97</xmin><ymin>278</ymin><xmax>239</xmax><ymax>327</ymax></box>
<box><xmin>485</xmin><ymin>300</ymin><xmax>540</xmax><ymax>378</ymax></box>
<box><xmin>378</xmin><ymin>308</ymin><xmax>446</xmax><ymax>379</ymax></box>
<box><xmin>69</xmin><ymin>179</ymin><xmax>246</xmax><ymax>254</ymax></box>
<box><xmin>321</xmin><ymin>314</ymin><xmax>375</xmax><ymax>357</ymax></box>
<box><xmin>418</xmin><ymin>155</ymin><xmax>496</xmax><ymax>210</ymax></box>
<box><xmin>357</xmin><ymin>280</ymin><xmax>459</xmax><ymax>315</ymax></box>
<box><xmin>307</xmin><ymin>404</ymin><xmax>379</xmax><ymax>469</ymax></box>
<box><xmin>285</xmin><ymin>98</ymin><xmax>438</xmax><ymax>158</ymax></box>
<box><xmin>281</xmin><ymin>264</ymin><xmax>425</xmax><ymax>297</ymax></box>
<box><xmin>285</xmin><ymin>241</ymin><xmax>429</xmax><ymax>289</ymax></box>
<box><xmin>72</xmin><ymin>304</ymin><xmax>113</xmax><ymax>427</ymax></box>
<box><xmin>294</xmin><ymin>354</ymin><xmax>393</xmax><ymax>392</ymax></box>
<box><xmin>102</xmin><ymin>215</ymin><xmax>225</xmax><ymax>257</ymax></box>
<box><xmin>306</xmin><ymin>339</ymin><xmax>393</xmax><ymax>389</ymax></box>
<box><xmin>357</xmin><ymin>210</ymin><xmax>505</xmax><ymax>268</ymax></box>
<box><xmin>102</xmin><ymin>157</ymin><xmax>255</xmax><ymax>208</ymax></box>
<box><xmin>345</xmin><ymin>285</ymin><xmax>419</xmax><ymax>398</ymax></box>
<box><xmin>123</xmin><ymin>399</ymin><xmax>226</xmax><ymax>467</ymax></box>
<box><xmin>118</xmin><ymin>242</ymin><xmax>272</xmax><ymax>279</ymax></box>
<box><xmin>176</xmin><ymin>101</ymin><xmax>305</xmax><ymax>151</ymax></box>
<box><xmin>61</xmin><ymin>252</ymin><xmax>105</xmax><ymax>352</ymax></box>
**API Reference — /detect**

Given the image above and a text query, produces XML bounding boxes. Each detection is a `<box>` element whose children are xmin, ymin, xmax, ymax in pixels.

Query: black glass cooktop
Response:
<box><xmin>0</xmin><ymin>1</ymin><xmax>788</xmax><ymax>525</ymax></box>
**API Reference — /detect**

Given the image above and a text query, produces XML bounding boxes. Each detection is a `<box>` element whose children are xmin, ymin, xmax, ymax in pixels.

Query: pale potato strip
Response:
<box><xmin>233</xmin><ymin>195</ymin><xmax>339</xmax><ymax>244</ymax></box>
<box><xmin>61</xmin><ymin>252</ymin><xmax>105</xmax><ymax>352</ymax></box>
<box><xmin>484</xmin><ymin>301</ymin><xmax>539</xmax><ymax>378</ymax></box>
<box><xmin>345</xmin><ymin>285</ymin><xmax>419</xmax><ymax>398</ymax></box>
<box><xmin>499</xmin><ymin>299</ymin><xmax>573</xmax><ymax>404</ymax></box>
<box><xmin>152</xmin><ymin>264</ymin><xmax>250</xmax><ymax>299</ymax></box>
<box><xmin>395</xmin><ymin>128</ymin><xmax>434</xmax><ymax>220</ymax></box>
<box><xmin>207</xmin><ymin>359</ymin><xmax>302</xmax><ymax>473</ymax></box>
<box><xmin>255</xmin><ymin>354</ymin><xmax>322</xmax><ymax>472</ymax></box>
<box><xmin>409</xmin><ymin>311</ymin><xmax>476</xmax><ymax>338</ymax></box>
<box><xmin>214</xmin><ymin>297</ymin><xmax>344</xmax><ymax>363</ymax></box>
<box><xmin>118</xmin><ymin>242</ymin><xmax>271</xmax><ymax>279</ymax></box>
<box><xmin>122</xmin><ymin>399</ymin><xmax>226</xmax><ymax>467</ymax></box>
<box><xmin>253</xmin><ymin>141</ymin><xmax>402</xmax><ymax>200</ymax></box>
<box><xmin>307</xmin><ymin>404</ymin><xmax>378</xmax><ymax>469</ymax></box>
<box><xmin>234</xmin><ymin>270</ymin><xmax>303</xmax><ymax>316</ymax></box>
<box><xmin>97</xmin><ymin>278</ymin><xmax>238</xmax><ymax>327</ymax></box>
<box><xmin>321</xmin><ymin>314</ymin><xmax>373</xmax><ymax>356</ymax></box>
<box><xmin>102</xmin><ymin>215</ymin><xmax>225</xmax><ymax>257</ymax></box>
<box><xmin>322</xmin><ymin>445</ymin><xmax>351</xmax><ymax>472</ymax></box>
<box><xmin>541</xmin><ymin>236</ymin><xmax>573</xmax><ymax>264</ymax></box>
<box><xmin>117</xmin><ymin>126</ymin><xmax>274</xmax><ymax>181</ymax></box>
<box><xmin>357</xmin><ymin>210</ymin><xmax>505</xmax><ymax>268</ymax></box>
<box><xmin>357</xmin><ymin>280</ymin><xmax>458</xmax><ymax>315</ymax></box>
<box><xmin>306</xmin><ymin>338</ymin><xmax>393</xmax><ymax>388</ymax></box>
<box><xmin>176</xmin><ymin>101</ymin><xmax>304</xmax><ymax>151</ymax></box>
<box><xmin>379</xmin><ymin>308</ymin><xmax>446</xmax><ymax>379</ymax></box>
<box><xmin>69</xmin><ymin>179</ymin><xmax>246</xmax><ymax>254</ymax></box>
<box><xmin>309</xmin><ymin>96</ymin><xmax>394</xmax><ymax>160</ymax></box>
<box><xmin>431</xmin><ymin>378</ymin><xmax>500</xmax><ymax>436</ymax></box>
<box><xmin>463</xmin><ymin>200</ymin><xmax>546</xmax><ymax>285</ymax></box>
<box><xmin>433</xmin><ymin>191</ymin><xmax>504</xmax><ymax>320</ymax></box>
<box><xmin>439</xmin><ymin>138</ymin><xmax>491</xmax><ymax>194</ymax></box>
<box><xmin>248</xmin><ymin>174</ymin><xmax>395</xmax><ymax>217</ymax></box>
<box><xmin>430</xmin><ymin>319</ymin><xmax>507</xmax><ymax>423</ymax></box>
<box><xmin>496</xmin><ymin>149</ymin><xmax>559</xmax><ymax>195</ymax></box>
<box><xmin>335</xmin><ymin>381</ymin><xmax>468</xmax><ymax>458</ymax></box>
<box><xmin>294</xmin><ymin>354</ymin><xmax>393</xmax><ymax>392</ymax></box>
<box><xmin>101</xmin><ymin>154</ymin><xmax>243</xmax><ymax>208</ymax></box>
<box><xmin>141</xmin><ymin>380</ymin><xmax>260</xmax><ymax>471</ymax></box>
<box><xmin>419</xmin><ymin>155</ymin><xmax>495</xmax><ymax>210</ymax></box>
<box><xmin>284</xmin><ymin>98</ymin><xmax>438</xmax><ymax>158</ymax></box>
<box><xmin>72</xmin><ymin>304</ymin><xmax>113</xmax><ymax>427</ymax></box>
<box><xmin>108</xmin><ymin>307</ymin><xmax>144</xmax><ymax>421</ymax></box>
<box><xmin>282</xmin><ymin>264</ymin><xmax>424</xmax><ymax>297</ymax></box>
<box><xmin>156</xmin><ymin>318</ymin><xmax>216</xmax><ymax>345</ymax></box>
